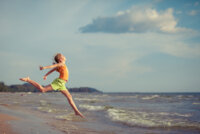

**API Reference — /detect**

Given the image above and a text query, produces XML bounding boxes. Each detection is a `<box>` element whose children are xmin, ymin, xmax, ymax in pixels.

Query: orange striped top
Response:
<box><xmin>57</xmin><ymin>64</ymin><xmax>69</xmax><ymax>81</ymax></box>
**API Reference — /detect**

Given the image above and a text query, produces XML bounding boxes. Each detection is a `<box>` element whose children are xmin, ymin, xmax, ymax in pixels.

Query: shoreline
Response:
<box><xmin>0</xmin><ymin>102</ymin><xmax>65</xmax><ymax>134</ymax></box>
<box><xmin>0</xmin><ymin>93</ymin><xmax>107</xmax><ymax>134</ymax></box>
<box><xmin>1</xmin><ymin>92</ymin><xmax>200</xmax><ymax>134</ymax></box>
<box><xmin>0</xmin><ymin>104</ymin><xmax>105</xmax><ymax>134</ymax></box>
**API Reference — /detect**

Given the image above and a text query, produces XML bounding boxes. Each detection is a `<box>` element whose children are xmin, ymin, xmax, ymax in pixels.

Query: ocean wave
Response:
<box><xmin>79</xmin><ymin>104</ymin><xmax>114</xmax><ymax>111</ymax></box>
<box><xmin>141</xmin><ymin>95</ymin><xmax>160</xmax><ymax>100</ymax></box>
<box><xmin>39</xmin><ymin>100</ymin><xmax>47</xmax><ymax>106</ymax></box>
<box><xmin>37</xmin><ymin>106</ymin><xmax>65</xmax><ymax>113</ymax></box>
<box><xmin>55</xmin><ymin>113</ymin><xmax>83</xmax><ymax>121</ymax></box>
<box><xmin>79</xmin><ymin>104</ymin><xmax>105</xmax><ymax>111</ymax></box>
<box><xmin>176</xmin><ymin>95</ymin><xmax>197</xmax><ymax>101</ymax></box>
<box><xmin>74</xmin><ymin>98</ymin><xmax>100</xmax><ymax>103</ymax></box>
<box><xmin>113</xmin><ymin>95</ymin><xmax>139</xmax><ymax>99</ymax></box>
<box><xmin>106</xmin><ymin>108</ymin><xmax>199</xmax><ymax>129</ymax></box>
<box><xmin>139</xmin><ymin>94</ymin><xmax>200</xmax><ymax>101</ymax></box>
<box><xmin>192</xmin><ymin>102</ymin><xmax>200</xmax><ymax>105</ymax></box>
<box><xmin>158</xmin><ymin>112</ymin><xmax>192</xmax><ymax>117</ymax></box>
<box><xmin>37</xmin><ymin>106</ymin><xmax>56</xmax><ymax>113</ymax></box>
<box><xmin>107</xmin><ymin>108</ymin><xmax>157</xmax><ymax>127</ymax></box>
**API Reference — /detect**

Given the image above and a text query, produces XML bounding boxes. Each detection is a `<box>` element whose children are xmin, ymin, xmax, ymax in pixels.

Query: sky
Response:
<box><xmin>0</xmin><ymin>0</ymin><xmax>200</xmax><ymax>92</ymax></box>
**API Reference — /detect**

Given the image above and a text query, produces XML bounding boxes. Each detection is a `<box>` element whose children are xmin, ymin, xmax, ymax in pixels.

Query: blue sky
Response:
<box><xmin>0</xmin><ymin>0</ymin><xmax>200</xmax><ymax>92</ymax></box>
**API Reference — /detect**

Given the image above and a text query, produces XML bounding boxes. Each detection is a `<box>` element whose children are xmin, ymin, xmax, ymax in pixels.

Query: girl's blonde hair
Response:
<box><xmin>54</xmin><ymin>53</ymin><xmax>62</xmax><ymax>63</ymax></box>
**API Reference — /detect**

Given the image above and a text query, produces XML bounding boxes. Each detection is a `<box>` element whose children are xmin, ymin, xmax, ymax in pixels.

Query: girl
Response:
<box><xmin>20</xmin><ymin>53</ymin><xmax>84</xmax><ymax>118</ymax></box>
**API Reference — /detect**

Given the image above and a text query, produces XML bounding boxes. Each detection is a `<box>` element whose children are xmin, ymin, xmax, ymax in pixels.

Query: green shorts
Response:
<box><xmin>51</xmin><ymin>78</ymin><xmax>67</xmax><ymax>91</ymax></box>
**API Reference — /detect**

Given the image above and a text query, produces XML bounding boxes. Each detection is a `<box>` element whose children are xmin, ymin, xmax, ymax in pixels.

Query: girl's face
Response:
<box><xmin>60</xmin><ymin>54</ymin><xmax>66</xmax><ymax>62</ymax></box>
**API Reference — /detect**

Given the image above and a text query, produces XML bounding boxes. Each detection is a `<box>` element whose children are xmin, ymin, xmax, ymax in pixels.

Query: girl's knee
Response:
<box><xmin>42</xmin><ymin>85</ymin><xmax>53</xmax><ymax>93</ymax></box>
<box><xmin>62</xmin><ymin>90</ymin><xmax>72</xmax><ymax>99</ymax></box>
<box><xmin>41</xmin><ymin>88</ymin><xmax>46</xmax><ymax>93</ymax></box>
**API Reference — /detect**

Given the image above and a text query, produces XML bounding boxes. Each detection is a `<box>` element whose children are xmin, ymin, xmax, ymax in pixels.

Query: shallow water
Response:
<box><xmin>0</xmin><ymin>92</ymin><xmax>200</xmax><ymax>134</ymax></box>
<box><xmin>76</xmin><ymin>93</ymin><xmax>200</xmax><ymax>134</ymax></box>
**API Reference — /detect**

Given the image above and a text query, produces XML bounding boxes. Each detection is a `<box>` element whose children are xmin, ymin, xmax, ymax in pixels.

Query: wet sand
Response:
<box><xmin>0</xmin><ymin>113</ymin><xmax>19</xmax><ymax>134</ymax></box>
<box><xmin>0</xmin><ymin>103</ymin><xmax>64</xmax><ymax>134</ymax></box>
<box><xmin>0</xmin><ymin>92</ymin><xmax>110</xmax><ymax>134</ymax></box>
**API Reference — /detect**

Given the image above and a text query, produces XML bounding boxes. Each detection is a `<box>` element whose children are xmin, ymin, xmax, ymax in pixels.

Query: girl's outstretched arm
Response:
<box><xmin>43</xmin><ymin>68</ymin><xmax>57</xmax><ymax>80</ymax></box>
<box><xmin>40</xmin><ymin>63</ymin><xmax>63</xmax><ymax>70</ymax></box>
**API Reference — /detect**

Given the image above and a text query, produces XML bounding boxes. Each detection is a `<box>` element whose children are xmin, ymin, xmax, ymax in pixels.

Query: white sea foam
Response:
<box><xmin>107</xmin><ymin>108</ymin><xmax>157</xmax><ymax>127</ymax></box>
<box><xmin>158</xmin><ymin>112</ymin><xmax>192</xmax><ymax>117</ymax></box>
<box><xmin>79</xmin><ymin>104</ymin><xmax>105</xmax><ymax>111</ymax></box>
<box><xmin>177</xmin><ymin>95</ymin><xmax>194</xmax><ymax>100</ymax></box>
<box><xmin>37</xmin><ymin>106</ymin><xmax>63</xmax><ymax>113</ymax></box>
<box><xmin>107</xmin><ymin>108</ymin><xmax>199</xmax><ymax>128</ymax></box>
<box><xmin>141</xmin><ymin>95</ymin><xmax>160</xmax><ymax>100</ymax></box>
<box><xmin>55</xmin><ymin>113</ymin><xmax>85</xmax><ymax>121</ymax></box>
<box><xmin>55</xmin><ymin>113</ymin><xmax>75</xmax><ymax>121</ymax></box>
<box><xmin>75</xmin><ymin>98</ymin><xmax>100</xmax><ymax>102</ymax></box>
<box><xmin>192</xmin><ymin>102</ymin><xmax>200</xmax><ymax>105</ymax></box>
<box><xmin>40</xmin><ymin>100</ymin><xmax>47</xmax><ymax>106</ymax></box>
<box><xmin>37</xmin><ymin>107</ymin><xmax>54</xmax><ymax>113</ymax></box>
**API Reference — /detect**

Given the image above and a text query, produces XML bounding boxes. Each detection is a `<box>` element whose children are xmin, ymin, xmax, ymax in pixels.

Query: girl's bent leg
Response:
<box><xmin>61</xmin><ymin>90</ymin><xmax>84</xmax><ymax>118</ymax></box>
<box><xmin>43</xmin><ymin>85</ymin><xmax>54</xmax><ymax>92</ymax></box>
<box><xmin>19</xmin><ymin>77</ymin><xmax>53</xmax><ymax>93</ymax></box>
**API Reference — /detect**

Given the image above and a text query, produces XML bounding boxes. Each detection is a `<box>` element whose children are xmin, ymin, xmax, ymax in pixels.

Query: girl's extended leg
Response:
<box><xmin>61</xmin><ymin>89</ymin><xmax>84</xmax><ymax>118</ymax></box>
<box><xmin>19</xmin><ymin>77</ymin><xmax>53</xmax><ymax>93</ymax></box>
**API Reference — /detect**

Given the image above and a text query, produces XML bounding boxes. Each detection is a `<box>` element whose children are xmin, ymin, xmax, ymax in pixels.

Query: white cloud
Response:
<box><xmin>73</xmin><ymin>29</ymin><xmax>200</xmax><ymax>88</ymax></box>
<box><xmin>80</xmin><ymin>5</ymin><xmax>193</xmax><ymax>34</ymax></box>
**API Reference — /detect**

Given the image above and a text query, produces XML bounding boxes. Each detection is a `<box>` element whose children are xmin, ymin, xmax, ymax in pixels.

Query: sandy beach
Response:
<box><xmin>0</xmin><ymin>113</ymin><xmax>19</xmax><ymax>134</ymax></box>
<box><xmin>0</xmin><ymin>92</ymin><xmax>112</xmax><ymax>134</ymax></box>
<box><xmin>1</xmin><ymin>92</ymin><xmax>200</xmax><ymax>134</ymax></box>
<box><xmin>0</xmin><ymin>103</ymin><xmax>65</xmax><ymax>134</ymax></box>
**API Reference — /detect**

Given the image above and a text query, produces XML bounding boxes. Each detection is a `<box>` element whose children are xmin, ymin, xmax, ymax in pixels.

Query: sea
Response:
<box><xmin>1</xmin><ymin>92</ymin><xmax>200</xmax><ymax>134</ymax></box>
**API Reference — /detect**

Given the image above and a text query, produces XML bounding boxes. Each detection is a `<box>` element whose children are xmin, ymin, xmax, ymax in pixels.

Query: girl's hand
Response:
<box><xmin>40</xmin><ymin>66</ymin><xmax>44</xmax><ymax>70</ymax></box>
<box><xmin>43</xmin><ymin>75</ymin><xmax>47</xmax><ymax>80</ymax></box>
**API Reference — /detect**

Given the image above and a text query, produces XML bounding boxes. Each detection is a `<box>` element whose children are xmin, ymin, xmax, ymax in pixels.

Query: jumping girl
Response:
<box><xmin>19</xmin><ymin>53</ymin><xmax>84</xmax><ymax>118</ymax></box>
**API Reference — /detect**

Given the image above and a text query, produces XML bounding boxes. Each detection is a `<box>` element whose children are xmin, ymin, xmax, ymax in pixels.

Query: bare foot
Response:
<box><xmin>75</xmin><ymin>111</ymin><xmax>85</xmax><ymax>118</ymax></box>
<box><xmin>19</xmin><ymin>77</ymin><xmax>30</xmax><ymax>82</ymax></box>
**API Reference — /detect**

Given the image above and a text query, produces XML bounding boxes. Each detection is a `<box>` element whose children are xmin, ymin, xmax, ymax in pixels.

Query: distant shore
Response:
<box><xmin>0</xmin><ymin>81</ymin><xmax>102</xmax><ymax>93</ymax></box>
